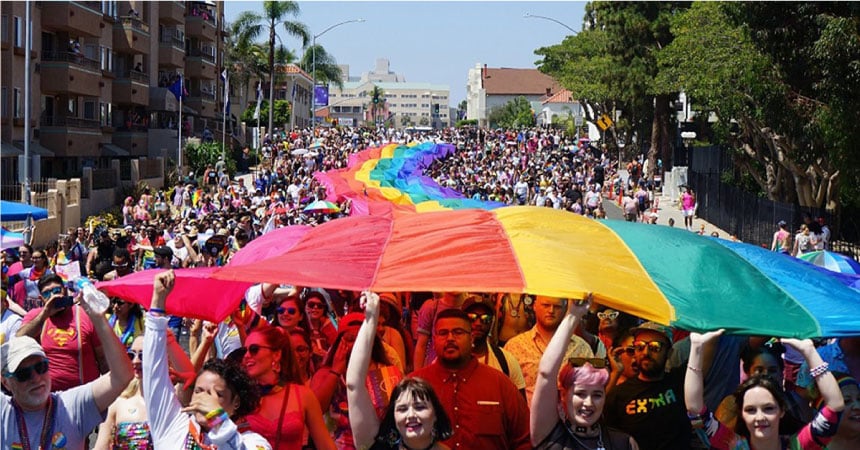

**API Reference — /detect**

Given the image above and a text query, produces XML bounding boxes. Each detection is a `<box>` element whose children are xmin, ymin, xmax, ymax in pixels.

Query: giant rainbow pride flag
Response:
<box><xmin>314</xmin><ymin>142</ymin><xmax>504</xmax><ymax>217</ymax></box>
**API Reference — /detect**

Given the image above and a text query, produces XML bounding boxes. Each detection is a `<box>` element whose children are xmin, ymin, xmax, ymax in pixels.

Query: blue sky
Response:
<box><xmin>224</xmin><ymin>1</ymin><xmax>586</xmax><ymax>105</ymax></box>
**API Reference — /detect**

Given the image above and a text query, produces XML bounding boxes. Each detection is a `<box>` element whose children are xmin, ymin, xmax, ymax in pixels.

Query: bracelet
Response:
<box><xmin>206</xmin><ymin>407</ymin><xmax>228</xmax><ymax>428</ymax></box>
<box><xmin>810</xmin><ymin>362</ymin><xmax>830</xmax><ymax>379</ymax></box>
<box><xmin>687</xmin><ymin>365</ymin><xmax>703</xmax><ymax>373</ymax></box>
<box><xmin>149</xmin><ymin>307</ymin><xmax>167</xmax><ymax>316</ymax></box>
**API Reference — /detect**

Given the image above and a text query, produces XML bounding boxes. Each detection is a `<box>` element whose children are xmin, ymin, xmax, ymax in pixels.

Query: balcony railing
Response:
<box><xmin>159</xmin><ymin>29</ymin><xmax>184</xmax><ymax>47</ymax></box>
<box><xmin>188</xmin><ymin>7</ymin><xmax>216</xmax><ymax>26</ymax></box>
<box><xmin>190</xmin><ymin>90</ymin><xmax>216</xmax><ymax>100</ymax></box>
<box><xmin>188</xmin><ymin>48</ymin><xmax>215</xmax><ymax>64</ymax></box>
<box><xmin>41</xmin><ymin>51</ymin><xmax>101</xmax><ymax>71</ymax></box>
<box><xmin>40</xmin><ymin>115</ymin><xmax>101</xmax><ymax>129</ymax></box>
<box><xmin>118</xmin><ymin>16</ymin><xmax>150</xmax><ymax>33</ymax></box>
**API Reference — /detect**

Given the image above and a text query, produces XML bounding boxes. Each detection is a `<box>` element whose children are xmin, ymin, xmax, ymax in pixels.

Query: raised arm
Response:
<box><xmin>685</xmin><ymin>329</ymin><xmax>725</xmax><ymax>415</ymax></box>
<box><xmin>783</xmin><ymin>338</ymin><xmax>844</xmax><ymax>414</ymax></box>
<box><xmin>84</xmin><ymin>298</ymin><xmax>134</xmax><ymax>412</ymax></box>
<box><xmin>531</xmin><ymin>294</ymin><xmax>591</xmax><ymax>446</ymax></box>
<box><xmin>346</xmin><ymin>291</ymin><xmax>382</xmax><ymax>449</ymax></box>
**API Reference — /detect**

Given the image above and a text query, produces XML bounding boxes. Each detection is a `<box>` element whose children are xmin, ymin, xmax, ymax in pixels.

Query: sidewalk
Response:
<box><xmin>604</xmin><ymin>186</ymin><xmax>731</xmax><ymax>238</ymax></box>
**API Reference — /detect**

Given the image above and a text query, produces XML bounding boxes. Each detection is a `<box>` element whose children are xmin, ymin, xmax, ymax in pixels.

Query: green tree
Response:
<box><xmin>231</xmin><ymin>1</ymin><xmax>310</xmax><ymax>136</ymax></box>
<box><xmin>656</xmin><ymin>2</ymin><xmax>860</xmax><ymax>210</ymax></box>
<box><xmin>240</xmin><ymin>99</ymin><xmax>291</xmax><ymax>128</ymax></box>
<box><xmin>487</xmin><ymin>96</ymin><xmax>535</xmax><ymax>129</ymax></box>
<box><xmin>400</xmin><ymin>114</ymin><xmax>412</xmax><ymax>127</ymax></box>
<box><xmin>184</xmin><ymin>141</ymin><xmax>236</xmax><ymax>177</ymax></box>
<box><xmin>367</xmin><ymin>85</ymin><xmax>386</xmax><ymax>125</ymax></box>
<box><xmin>298</xmin><ymin>45</ymin><xmax>344</xmax><ymax>91</ymax></box>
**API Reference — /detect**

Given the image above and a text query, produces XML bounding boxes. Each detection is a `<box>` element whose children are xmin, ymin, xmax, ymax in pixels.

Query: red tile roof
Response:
<box><xmin>542</xmin><ymin>88</ymin><xmax>575</xmax><ymax>104</ymax></box>
<box><xmin>482</xmin><ymin>67</ymin><xmax>561</xmax><ymax>96</ymax></box>
<box><xmin>277</xmin><ymin>64</ymin><xmax>313</xmax><ymax>81</ymax></box>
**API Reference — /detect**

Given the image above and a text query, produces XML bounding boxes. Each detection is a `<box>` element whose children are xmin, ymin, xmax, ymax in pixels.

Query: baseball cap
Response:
<box><xmin>461</xmin><ymin>294</ymin><xmax>492</xmax><ymax>313</ymax></box>
<box><xmin>153</xmin><ymin>246</ymin><xmax>173</xmax><ymax>259</ymax></box>
<box><xmin>1</xmin><ymin>336</ymin><xmax>47</xmax><ymax>374</ymax></box>
<box><xmin>630</xmin><ymin>321</ymin><xmax>673</xmax><ymax>344</ymax></box>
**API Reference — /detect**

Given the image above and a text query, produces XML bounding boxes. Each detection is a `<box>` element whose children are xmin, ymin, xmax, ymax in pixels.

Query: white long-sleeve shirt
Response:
<box><xmin>143</xmin><ymin>313</ymin><xmax>271</xmax><ymax>450</ymax></box>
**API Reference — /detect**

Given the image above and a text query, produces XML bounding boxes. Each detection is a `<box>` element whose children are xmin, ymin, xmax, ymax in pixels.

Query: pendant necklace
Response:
<box><xmin>508</xmin><ymin>294</ymin><xmax>523</xmax><ymax>317</ymax></box>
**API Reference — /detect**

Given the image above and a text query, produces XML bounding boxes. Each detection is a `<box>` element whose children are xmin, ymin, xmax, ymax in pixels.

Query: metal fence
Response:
<box><xmin>689</xmin><ymin>145</ymin><xmax>860</xmax><ymax>259</ymax></box>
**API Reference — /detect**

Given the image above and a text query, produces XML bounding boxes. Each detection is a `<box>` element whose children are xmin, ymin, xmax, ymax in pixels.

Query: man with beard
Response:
<box><xmin>462</xmin><ymin>296</ymin><xmax>526</xmax><ymax>398</ymax></box>
<box><xmin>505</xmin><ymin>295</ymin><xmax>600</xmax><ymax>405</ymax></box>
<box><xmin>410</xmin><ymin>309</ymin><xmax>530</xmax><ymax>450</ymax></box>
<box><xmin>604</xmin><ymin>322</ymin><xmax>692</xmax><ymax>450</ymax></box>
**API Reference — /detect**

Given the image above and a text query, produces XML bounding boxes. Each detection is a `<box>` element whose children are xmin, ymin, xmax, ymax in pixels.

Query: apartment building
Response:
<box><xmin>1</xmin><ymin>0</ymin><xmax>230</xmax><ymax>184</ymax></box>
<box><xmin>327</xmin><ymin>59</ymin><xmax>450</xmax><ymax>128</ymax></box>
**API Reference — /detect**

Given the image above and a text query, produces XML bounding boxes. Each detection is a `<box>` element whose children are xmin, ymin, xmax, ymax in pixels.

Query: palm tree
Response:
<box><xmin>298</xmin><ymin>45</ymin><xmax>344</xmax><ymax>91</ymax></box>
<box><xmin>231</xmin><ymin>1</ymin><xmax>309</xmax><ymax>135</ymax></box>
<box><xmin>226</xmin><ymin>20</ymin><xmax>268</xmax><ymax>112</ymax></box>
<box><xmin>367</xmin><ymin>85</ymin><xmax>386</xmax><ymax>125</ymax></box>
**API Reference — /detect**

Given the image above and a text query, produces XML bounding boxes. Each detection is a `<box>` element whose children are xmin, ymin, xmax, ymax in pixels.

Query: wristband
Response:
<box><xmin>206</xmin><ymin>407</ymin><xmax>228</xmax><ymax>428</ymax></box>
<box><xmin>687</xmin><ymin>365</ymin><xmax>703</xmax><ymax>373</ymax></box>
<box><xmin>810</xmin><ymin>362</ymin><xmax>830</xmax><ymax>379</ymax></box>
<box><xmin>149</xmin><ymin>307</ymin><xmax>167</xmax><ymax>316</ymax></box>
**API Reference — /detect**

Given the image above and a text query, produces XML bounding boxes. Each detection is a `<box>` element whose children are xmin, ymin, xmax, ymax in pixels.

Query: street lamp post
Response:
<box><xmin>312</xmin><ymin>18</ymin><xmax>364</xmax><ymax>136</ymax></box>
<box><xmin>523</xmin><ymin>13</ymin><xmax>577</xmax><ymax>34</ymax></box>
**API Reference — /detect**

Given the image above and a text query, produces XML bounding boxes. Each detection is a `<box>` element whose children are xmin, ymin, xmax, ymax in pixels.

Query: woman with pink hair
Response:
<box><xmin>531</xmin><ymin>295</ymin><xmax>639</xmax><ymax>450</ymax></box>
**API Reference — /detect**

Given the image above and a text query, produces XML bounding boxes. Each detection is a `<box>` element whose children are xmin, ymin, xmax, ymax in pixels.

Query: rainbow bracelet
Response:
<box><xmin>810</xmin><ymin>362</ymin><xmax>830</xmax><ymax>379</ymax></box>
<box><xmin>206</xmin><ymin>407</ymin><xmax>228</xmax><ymax>429</ymax></box>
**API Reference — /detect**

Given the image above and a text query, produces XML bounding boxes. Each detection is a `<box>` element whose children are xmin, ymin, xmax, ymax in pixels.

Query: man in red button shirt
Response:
<box><xmin>410</xmin><ymin>308</ymin><xmax>530</xmax><ymax>450</ymax></box>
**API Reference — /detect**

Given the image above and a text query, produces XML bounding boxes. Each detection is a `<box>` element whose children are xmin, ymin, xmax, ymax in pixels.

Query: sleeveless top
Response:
<box><xmin>245</xmin><ymin>384</ymin><xmax>304</xmax><ymax>450</ymax></box>
<box><xmin>535</xmin><ymin>421</ymin><xmax>634</xmax><ymax>450</ymax></box>
<box><xmin>113</xmin><ymin>421</ymin><xmax>153</xmax><ymax>449</ymax></box>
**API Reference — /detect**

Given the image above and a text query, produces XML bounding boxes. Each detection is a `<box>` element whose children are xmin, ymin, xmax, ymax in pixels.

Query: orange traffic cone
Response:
<box><xmin>617</xmin><ymin>187</ymin><xmax>623</xmax><ymax>206</ymax></box>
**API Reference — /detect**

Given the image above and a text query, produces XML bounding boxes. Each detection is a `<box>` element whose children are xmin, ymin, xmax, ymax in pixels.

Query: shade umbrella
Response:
<box><xmin>0</xmin><ymin>227</ymin><xmax>25</xmax><ymax>250</ymax></box>
<box><xmin>798</xmin><ymin>250</ymin><xmax>860</xmax><ymax>275</ymax></box>
<box><xmin>303</xmin><ymin>200</ymin><xmax>341</xmax><ymax>214</ymax></box>
<box><xmin>213</xmin><ymin>207</ymin><xmax>860</xmax><ymax>338</ymax></box>
<box><xmin>97</xmin><ymin>226</ymin><xmax>310</xmax><ymax>322</ymax></box>
<box><xmin>0</xmin><ymin>200</ymin><xmax>48</xmax><ymax>221</ymax></box>
<box><xmin>291</xmin><ymin>148</ymin><xmax>309</xmax><ymax>156</ymax></box>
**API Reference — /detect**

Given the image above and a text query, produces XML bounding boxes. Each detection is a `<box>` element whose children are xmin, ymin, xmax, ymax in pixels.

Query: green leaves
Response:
<box><xmin>487</xmin><ymin>96</ymin><xmax>535</xmax><ymax>129</ymax></box>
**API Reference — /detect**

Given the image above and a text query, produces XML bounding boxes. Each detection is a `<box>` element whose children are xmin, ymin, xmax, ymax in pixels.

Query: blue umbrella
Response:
<box><xmin>0</xmin><ymin>200</ymin><xmax>48</xmax><ymax>221</ymax></box>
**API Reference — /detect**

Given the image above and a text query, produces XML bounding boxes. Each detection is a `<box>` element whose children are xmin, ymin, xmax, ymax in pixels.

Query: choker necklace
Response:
<box><xmin>564</xmin><ymin>421</ymin><xmax>605</xmax><ymax>450</ymax></box>
<box><xmin>574</xmin><ymin>423</ymin><xmax>600</xmax><ymax>434</ymax></box>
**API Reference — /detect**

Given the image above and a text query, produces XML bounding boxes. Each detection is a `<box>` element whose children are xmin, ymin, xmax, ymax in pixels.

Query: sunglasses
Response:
<box><xmin>633</xmin><ymin>341</ymin><xmax>666</xmax><ymax>353</ymax></box>
<box><xmin>4</xmin><ymin>359</ymin><xmax>49</xmax><ymax>382</ymax></box>
<box><xmin>245</xmin><ymin>344</ymin><xmax>274</xmax><ymax>356</ymax></box>
<box><xmin>613</xmin><ymin>346</ymin><xmax>636</xmax><ymax>357</ymax></box>
<box><xmin>293</xmin><ymin>345</ymin><xmax>310</xmax><ymax>354</ymax></box>
<box><xmin>467</xmin><ymin>313</ymin><xmax>492</xmax><ymax>323</ymax></box>
<box><xmin>40</xmin><ymin>286</ymin><xmax>63</xmax><ymax>299</ymax></box>
<box><xmin>568</xmin><ymin>357</ymin><xmax>608</xmax><ymax>369</ymax></box>
<box><xmin>113</xmin><ymin>299</ymin><xmax>126</xmax><ymax>306</ymax></box>
<box><xmin>112</xmin><ymin>262</ymin><xmax>129</xmax><ymax>268</ymax></box>
<box><xmin>306</xmin><ymin>302</ymin><xmax>325</xmax><ymax>310</ymax></box>
<box><xmin>127</xmin><ymin>350</ymin><xmax>143</xmax><ymax>360</ymax></box>
<box><xmin>277</xmin><ymin>306</ymin><xmax>298</xmax><ymax>315</ymax></box>
<box><xmin>597</xmin><ymin>310</ymin><xmax>619</xmax><ymax>321</ymax></box>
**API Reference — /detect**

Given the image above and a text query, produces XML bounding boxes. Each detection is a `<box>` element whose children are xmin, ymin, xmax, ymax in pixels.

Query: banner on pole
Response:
<box><xmin>314</xmin><ymin>86</ymin><xmax>329</xmax><ymax>106</ymax></box>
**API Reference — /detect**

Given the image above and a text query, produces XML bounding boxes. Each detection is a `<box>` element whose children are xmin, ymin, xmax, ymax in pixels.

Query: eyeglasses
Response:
<box><xmin>597</xmin><ymin>310</ymin><xmax>619</xmax><ymax>321</ymax></box>
<box><xmin>245</xmin><ymin>344</ymin><xmax>274</xmax><ymax>356</ymax></box>
<box><xmin>434</xmin><ymin>328</ymin><xmax>470</xmax><ymax>338</ymax></box>
<box><xmin>613</xmin><ymin>346</ymin><xmax>636</xmax><ymax>357</ymax></box>
<box><xmin>306</xmin><ymin>302</ymin><xmax>324</xmax><ymax>310</ymax></box>
<box><xmin>113</xmin><ymin>299</ymin><xmax>126</xmax><ymax>306</ymax></box>
<box><xmin>112</xmin><ymin>262</ymin><xmax>129</xmax><ymax>268</ymax></box>
<box><xmin>32</xmin><ymin>255</ymin><xmax>46</xmax><ymax>260</ymax></box>
<box><xmin>293</xmin><ymin>345</ymin><xmax>310</xmax><ymax>354</ymax></box>
<box><xmin>40</xmin><ymin>286</ymin><xmax>63</xmax><ymax>299</ymax></box>
<box><xmin>467</xmin><ymin>313</ymin><xmax>492</xmax><ymax>323</ymax></box>
<box><xmin>277</xmin><ymin>306</ymin><xmax>298</xmax><ymax>315</ymax></box>
<box><xmin>568</xmin><ymin>357</ymin><xmax>608</xmax><ymax>369</ymax></box>
<box><xmin>633</xmin><ymin>341</ymin><xmax>666</xmax><ymax>353</ymax></box>
<box><xmin>4</xmin><ymin>359</ymin><xmax>49</xmax><ymax>383</ymax></box>
<box><xmin>127</xmin><ymin>350</ymin><xmax>143</xmax><ymax>361</ymax></box>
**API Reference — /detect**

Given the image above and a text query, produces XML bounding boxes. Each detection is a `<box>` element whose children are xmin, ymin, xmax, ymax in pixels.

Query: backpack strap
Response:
<box><xmin>490</xmin><ymin>343</ymin><xmax>510</xmax><ymax>376</ymax></box>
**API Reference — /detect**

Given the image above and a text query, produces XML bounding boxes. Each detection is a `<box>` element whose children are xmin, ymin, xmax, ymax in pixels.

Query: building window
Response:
<box><xmin>101</xmin><ymin>0</ymin><xmax>117</xmax><ymax>17</ymax></box>
<box><xmin>1</xmin><ymin>16</ymin><xmax>8</xmax><ymax>43</ymax></box>
<box><xmin>84</xmin><ymin>100</ymin><xmax>96</xmax><ymax>120</ymax></box>
<box><xmin>1</xmin><ymin>88</ymin><xmax>7</xmax><ymax>118</ymax></box>
<box><xmin>13</xmin><ymin>16</ymin><xmax>23</xmax><ymax>47</ymax></box>
<box><xmin>13</xmin><ymin>88</ymin><xmax>22</xmax><ymax>118</ymax></box>
<box><xmin>100</xmin><ymin>103</ymin><xmax>112</xmax><ymax>126</ymax></box>
<box><xmin>68</xmin><ymin>99</ymin><xmax>78</xmax><ymax>117</ymax></box>
<box><xmin>100</xmin><ymin>47</ymin><xmax>113</xmax><ymax>71</ymax></box>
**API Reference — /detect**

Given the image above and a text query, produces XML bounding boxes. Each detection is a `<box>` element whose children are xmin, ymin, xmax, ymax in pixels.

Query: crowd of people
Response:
<box><xmin>1</xmin><ymin>125</ymin><xmax>858</xmax><ymax>450</ymax></box>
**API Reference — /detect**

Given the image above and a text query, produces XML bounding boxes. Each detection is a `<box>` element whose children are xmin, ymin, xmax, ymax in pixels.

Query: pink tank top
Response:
<box><xmin>682</xmin><ymin>192</ymin><xmax>695</xmax><ymax>209</ymax></box>
<box><xmin>245</xmin><ymin>384</ymin><xmax>304</xmax><ymax>450</ymax></box>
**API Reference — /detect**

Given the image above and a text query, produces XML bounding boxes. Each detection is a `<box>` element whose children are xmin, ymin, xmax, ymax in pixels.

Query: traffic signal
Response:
<box><xmin>372</xmin><ymin>93</ymin><xmax>380</xmax><ymax>104</ymax></box>
<box><xmin>433</xmin><ymin>104</ymin><xmax>440</xmax><ymax>115</ymax></box>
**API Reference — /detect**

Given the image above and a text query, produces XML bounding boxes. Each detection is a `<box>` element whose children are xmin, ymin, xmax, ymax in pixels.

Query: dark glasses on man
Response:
<box><xmin>112</xmin><ymin>262</ymin><xmax>129</xmax><ymax>268</ymax></box>
<box><xmin>597</xmin><ymin>310</ymin><xmax>619</xmax><ymax>320</ymax></box>
<box><xmin>568</xmin><ymin>357</ymin><xmax>608</xmax><ymax>369</ymax></box>
<box><xmin>277</xmin><ymin>306</ymin><xmax>298</xmax><ymax>315</ymax></box>
<box><xmin>467</xmin><ymin>313</ymin><xmax>492</xmax><ymax>323</ymax></box>
<box><xmin>633</xmin><ymin>341</ymin><xmax>666</xmax><ymax>353</ymax></box>
<box><xmin>40</xmin><ymin>286</ymin><xmax>63</xmax><ymax>299</ymax></box>
<box><xmin>245</xmin><ymin>344</ymin><xmax>274</xmax><ymax>356</ymax></box>
<box><xmin>4</xmin><ymin>359</ymin><xmax>49</xmax><ymax>382</ymax></box>
<box><xmin>127</xmin><ymin>350</ymin><xmax>143</xmax><ymax>361</ymax></box>
<box><xmin>113</xmin><ymin>299</ymin><xmax>126</xmax><ymax>306</ymax></box>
